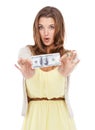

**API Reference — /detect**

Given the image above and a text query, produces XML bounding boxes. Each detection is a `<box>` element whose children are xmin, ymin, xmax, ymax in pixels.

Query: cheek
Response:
<box><xmin>39</xmin><ymin>31</ymin><xmax>44</xmax><ymax>38</ymax></box>
<box><xmin>51</xmin><ymin>32</ymin><xmax>55</xmax><ymax>39</ymax></box>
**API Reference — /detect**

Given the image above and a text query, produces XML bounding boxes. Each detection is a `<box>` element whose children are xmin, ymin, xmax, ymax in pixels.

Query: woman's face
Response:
<box><xmin>38</xmin><ymin>17</ymin><xmax>55</xmax><ymax>47</ymax></box>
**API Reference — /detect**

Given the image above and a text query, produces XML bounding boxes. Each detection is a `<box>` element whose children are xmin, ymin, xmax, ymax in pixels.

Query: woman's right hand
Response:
<box><xmin>15</xmin><ymin>58</ymin><xmax>35</xmax><ymax>79</ymax></box>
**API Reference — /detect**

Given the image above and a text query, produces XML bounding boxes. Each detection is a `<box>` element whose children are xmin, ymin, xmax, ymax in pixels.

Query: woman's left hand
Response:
<box><xmin>58</xmin><ymin>50</ymin><xmax>80</xmax><ymax>76</ymax></box>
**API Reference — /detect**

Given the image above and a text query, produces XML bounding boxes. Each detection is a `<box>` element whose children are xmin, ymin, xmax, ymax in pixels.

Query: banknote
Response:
<box><xmin>30</xmin><ymin>53</ymin><xmax>61</xmax><ymax>69</ymax></box>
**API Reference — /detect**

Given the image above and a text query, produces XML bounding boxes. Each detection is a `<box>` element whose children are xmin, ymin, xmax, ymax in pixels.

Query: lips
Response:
<box><xmin>44</xmin><ymin>37</ymin><xmax>50</xmax><ymax>41</ymax></box>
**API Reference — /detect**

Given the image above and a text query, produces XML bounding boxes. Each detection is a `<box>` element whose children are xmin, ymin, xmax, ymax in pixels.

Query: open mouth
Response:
<box><xmin>44</xmin><ymin>38</ymin><xmax>50</xmax><ymax>42</ymax></box>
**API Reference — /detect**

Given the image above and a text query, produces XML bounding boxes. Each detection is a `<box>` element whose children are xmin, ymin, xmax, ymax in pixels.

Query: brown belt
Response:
<box><xmin>28</xmin><ymin>97</ymin><xmax>65</xmax><ymax>102</ymax></box>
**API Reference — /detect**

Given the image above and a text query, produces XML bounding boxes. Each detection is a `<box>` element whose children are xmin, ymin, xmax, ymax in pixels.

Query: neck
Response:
<box><xmin>46</xmin><ymin>44</ymin><xmax>54</xmax><ymax>53</ymax></box>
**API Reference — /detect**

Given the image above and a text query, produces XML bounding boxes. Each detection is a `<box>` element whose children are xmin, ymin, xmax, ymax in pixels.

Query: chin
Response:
<box><xmin>45</xmin><ymin>44</ymin><xmax>51</xmax><ymax>47</ymax></box>
<box><xmin>44</xmin><ymin>43</ymin><xmax>53</xmax><ymax>47</ymax></box>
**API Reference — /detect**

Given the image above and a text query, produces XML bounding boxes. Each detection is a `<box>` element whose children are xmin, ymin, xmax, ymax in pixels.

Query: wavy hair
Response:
<box><xmin>28</xmin><ymin>6</ymin><xmax>68</xmax><ymax>56</ymax></box>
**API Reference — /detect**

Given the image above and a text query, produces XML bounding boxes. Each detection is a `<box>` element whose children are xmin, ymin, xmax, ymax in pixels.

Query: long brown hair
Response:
<box><xmin>27</xmin><ymin>6</ymin><xmax>68</xmax><ymax>56</ymax></box>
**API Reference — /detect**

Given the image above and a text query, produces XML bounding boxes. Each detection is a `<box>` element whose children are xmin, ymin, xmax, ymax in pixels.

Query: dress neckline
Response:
<box><xmin>38</xmin><ymin>66</ymin><xmax>58</xmax><ymax>73</ymax></box>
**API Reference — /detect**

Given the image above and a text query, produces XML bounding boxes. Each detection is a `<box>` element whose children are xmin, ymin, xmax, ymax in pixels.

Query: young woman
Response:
<box><xmin>15</xmin><ymin>6</ymin><xmax>79</xmax><ymax>130</ymax></box>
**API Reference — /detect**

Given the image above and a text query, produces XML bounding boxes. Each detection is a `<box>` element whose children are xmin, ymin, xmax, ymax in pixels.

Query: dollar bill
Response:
<box><xmin>30</xmin><ymin>53</ymin><xmax>61</xmax><ymax>69</ymax></box>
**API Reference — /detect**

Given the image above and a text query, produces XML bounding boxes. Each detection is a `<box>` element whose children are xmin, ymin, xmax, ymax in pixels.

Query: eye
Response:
<box><xmin>38</xmin><ymin>25</ymin><xmax>44</xmax><ymax>30</ymax></box>
<box><xmin>49</xmin><ymin>25</ymin><xmax>55</xmax><ymax>30</ymax></box>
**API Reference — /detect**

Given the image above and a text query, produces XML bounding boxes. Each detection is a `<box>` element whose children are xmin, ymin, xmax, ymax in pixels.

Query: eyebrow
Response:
<box><xmin>38</xmin><ymin>24</ymin><xmax>55</xmax><ymax>26</ymax></box>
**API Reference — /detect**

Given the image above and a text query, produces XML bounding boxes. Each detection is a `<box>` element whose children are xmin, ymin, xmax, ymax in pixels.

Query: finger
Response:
<box><xmin>68</xmin><ymin>50</ymin><xmax>77</xmax><ymax>61</ymax></box>
<box><xmin>60</xmin><ymin>53</ymin><xmax>69</xmax><ymax>61</ymax></box>
<box><xmin>71</xmin><ymin>53</ymin><xmax>77</xmax><ymax>61</ymax></box>
<box><xmin>26</xmin><ymin>59</ymin><xmax>32</xmax><ymax>66</ymax></box>
<box><xmin>71</xmin><ymin>50</ymin><xmax>76</xmax><ymax>53</ymax></box>
<box><xmin>72</xmin><ymin>59</ymin><xmax>80</xmax><ymax>65</ymax></box>
<box><xmin>18</xmin><ymin>59</ymin><xmax>30</xmax><ymax>69</ymax></box>
<box><xmin>17</xmin><ymin>59</ymin><xmax>25</xmax><ymax>68</ymax></box>
<box><xmin>75</xmin><ymin>59</ymin><xmax>80</xmax><ymax>64</ymax></box>
<box><xmin>14</xmin><ymin>64</ymin><xmax>21</xmax><ymax>71</ymax></box>
<box><xmin>70</xmin><ymin>50</ymin><xmax>76</xmax><ymax>56</ymax></box>
<box><xmin>24</xmin><ymin>60</ymin><xmax>32</xmax><ymax>70</ymax></box>
<box><xmin>18</xmin><ymin>58</ymin><xmax>23</xmax><ymax>64</ymax></box>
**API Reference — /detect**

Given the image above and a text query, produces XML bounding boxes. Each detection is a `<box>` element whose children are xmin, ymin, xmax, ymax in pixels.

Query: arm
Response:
<box><xmin>59</xmin><ymin>50</ymin><xmax>80</xmax><ymax>117</ymax></box>
<box><xmin>15</xmin><ymin>46</ymin><xmax>34</xmax><ymax>116</ymax></box>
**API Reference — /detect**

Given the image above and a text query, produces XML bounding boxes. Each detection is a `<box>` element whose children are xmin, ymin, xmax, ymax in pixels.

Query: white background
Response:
<box><xmin>0</xmin><ymin>0</ymin><xmax>95</xmax><ymax>130</ymax></box>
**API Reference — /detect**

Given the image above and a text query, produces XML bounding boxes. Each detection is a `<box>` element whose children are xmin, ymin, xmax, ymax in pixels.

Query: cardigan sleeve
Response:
<box><xmin>21</xmin><ymin>78</ymin><xmax>28</xmax><ymax>116</ymax></box>
<box><xmin>18</xmin><ymin>46</ymin><xmax>32</xmax><ymax>116</ymax></box>
<box><xmin>18</xmin><ymin>46</ymin><xmax>32</xmax><ymax>60</ymax></box>
<box><xmin>64</xmin><ymin>76</ymin><xmax>73</xmax><ymax>118</ymax></box>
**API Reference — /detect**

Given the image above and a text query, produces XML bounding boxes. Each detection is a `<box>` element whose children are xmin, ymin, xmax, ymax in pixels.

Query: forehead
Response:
<box><xmin>38</xmin><ymin>17</ymin><xmax>55</xmax><ymax>25</ymax></box>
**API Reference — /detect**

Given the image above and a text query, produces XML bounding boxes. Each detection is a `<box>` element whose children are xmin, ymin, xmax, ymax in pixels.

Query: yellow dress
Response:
<box><xmin>21</xmin><ymin>67</ymin><xmax>76</xmax><ymax>130</ymax></box>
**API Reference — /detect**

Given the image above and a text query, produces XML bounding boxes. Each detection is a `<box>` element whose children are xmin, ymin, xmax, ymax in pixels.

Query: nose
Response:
<box><xmin>44</xmin><ymin>28</ymin><xmax>49</xmax><ymax>36</ymax></box>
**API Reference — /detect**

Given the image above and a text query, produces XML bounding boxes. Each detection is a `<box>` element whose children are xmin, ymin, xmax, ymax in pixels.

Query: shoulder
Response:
<box><xmin>18</xmin><ymin>46</ymin><xmax>32</xmax><ymax>59</ymax></box>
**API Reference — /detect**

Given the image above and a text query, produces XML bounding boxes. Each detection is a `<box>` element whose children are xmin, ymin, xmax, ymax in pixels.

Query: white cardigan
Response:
<box><xmin>18</xmin><ymin>47</ymin><xmax>73</xmax><ymax>118</ymax></box>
